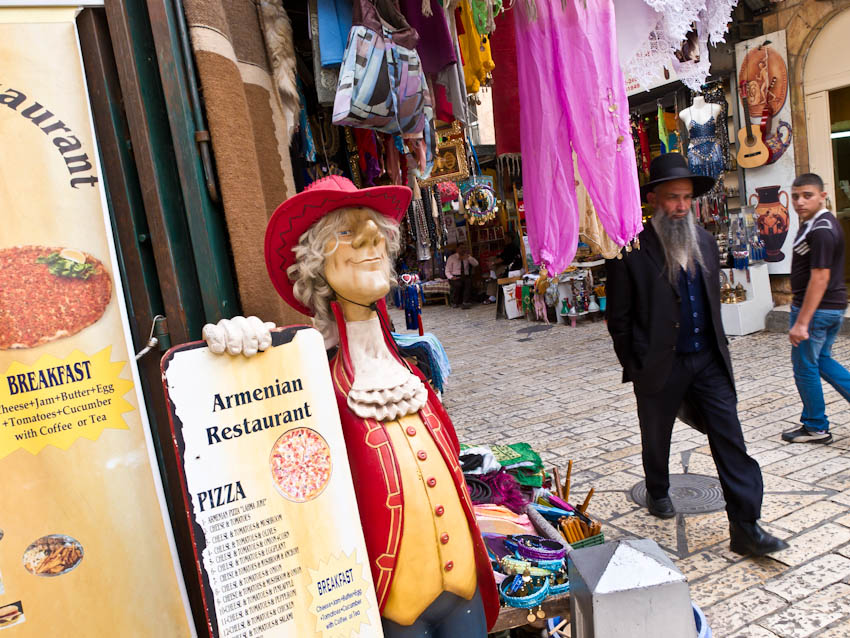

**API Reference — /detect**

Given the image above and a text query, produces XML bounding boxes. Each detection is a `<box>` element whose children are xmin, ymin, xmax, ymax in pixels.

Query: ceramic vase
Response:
<box><xmin>750</xmin><ymin>185</ymin><xmax>789</xmax><ymax>262</ymax></box>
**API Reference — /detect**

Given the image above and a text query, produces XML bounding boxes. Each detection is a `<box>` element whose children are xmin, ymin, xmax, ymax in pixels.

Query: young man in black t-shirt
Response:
<box><xmin>783</xmin><ymin>173</ymin><xmax>850</xmax><ymax>444</ymax></box>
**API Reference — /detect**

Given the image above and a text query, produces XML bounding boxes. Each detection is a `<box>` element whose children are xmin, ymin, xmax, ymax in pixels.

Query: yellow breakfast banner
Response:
<box><xmin>0</xmin><ymin>8</ymin><xmax>194</xmax><ymax>636</ymax></box>
<box><xmin>162</xmin><ymin>328</ymin><xmax>382</xmax><ymax>638</ymax></box>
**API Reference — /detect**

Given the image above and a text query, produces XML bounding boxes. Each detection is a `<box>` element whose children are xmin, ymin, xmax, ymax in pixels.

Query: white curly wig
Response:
<box><xmin>286</xmin><ymin>207</ymin><xmax>401</xmax><ymax>347</ymax></box>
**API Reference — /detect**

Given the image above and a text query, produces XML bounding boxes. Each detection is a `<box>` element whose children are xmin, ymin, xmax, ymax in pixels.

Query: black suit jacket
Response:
<box><xmin>605</xmin><ymin>222</ymin><xmax>734</xmax><ymax>396</ymax></box>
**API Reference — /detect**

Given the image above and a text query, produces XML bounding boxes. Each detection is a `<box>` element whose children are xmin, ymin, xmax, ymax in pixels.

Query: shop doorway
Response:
<box><xmin>804</xmin><ymin>7</ymin><xmax>850</xmax><ymax>279</ymax></box>
<box><xmin>829</xmin><ymin>86</ymin><xmax>850</xmax><ymax>215</ymax></box>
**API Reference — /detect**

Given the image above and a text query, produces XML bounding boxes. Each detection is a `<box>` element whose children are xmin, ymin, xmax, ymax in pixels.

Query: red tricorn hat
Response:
<box><xmin>264</xmin><ymin>175</ymin><xmax>412</xmax><ymax>316</ymax></box>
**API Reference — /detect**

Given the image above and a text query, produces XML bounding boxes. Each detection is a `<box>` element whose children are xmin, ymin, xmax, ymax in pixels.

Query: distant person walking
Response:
<box><xmin>783</xmin><ymin>173</ymin><xmax>850</xmax><ymax>444</ymax></box>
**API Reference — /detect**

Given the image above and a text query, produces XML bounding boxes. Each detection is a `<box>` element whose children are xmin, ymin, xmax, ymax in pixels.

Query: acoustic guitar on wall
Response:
<box><xmin>736</xmin><ymin>79</ymin><xmax>770</xmax><ymax>168</ymax></box>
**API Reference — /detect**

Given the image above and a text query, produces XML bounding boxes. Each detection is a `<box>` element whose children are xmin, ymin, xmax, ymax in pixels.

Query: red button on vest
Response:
<box><xmin>406</xmin><ymin>426</ymin><xmax>417</xmax><ymax>436</ymax></box>
<box><xmin>417</xmin><ymin>450</ymin><xmax>428</xmax><ymax>461</ymax></box>
<box><xmin>435</xmin><ymin>505</ymin><xmax>445</xmax><ymax>516</ymax></box>
<box><xmin>440</xmin><ymin>533</ymin><xmax>450</xmax><ymax>544</ymax></box>
<box><xmin>444</xmin><ymin>561</ymin><xmax>454</xmax><ymax>571</ymax></box>
<box><xmin>427</xmin><ymin>477</ymin><xmax>437</xmax><ymax>488</ymax></box>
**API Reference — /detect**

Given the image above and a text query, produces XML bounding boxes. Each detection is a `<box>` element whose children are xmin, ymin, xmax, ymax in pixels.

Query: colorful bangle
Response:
<box><xmin>500</xmin><ymin>574</ymin><xmax>550</xmax><ymax>609</ymax></box>
<box><xmin>500</xmin><ymin>555</ymin><xmax>555</xmax><ymax>577</ymax></box>
<box><xmin>510</xmin><ymin>535</ymin><xmax>567</xmax><ymax>561</ymax></box>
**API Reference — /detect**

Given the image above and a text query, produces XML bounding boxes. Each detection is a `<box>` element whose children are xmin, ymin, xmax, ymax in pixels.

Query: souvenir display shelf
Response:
<box><xmin>719</xmin><ymin>262</ymin><xmax>773</xmax><ymax>335</ymax></box>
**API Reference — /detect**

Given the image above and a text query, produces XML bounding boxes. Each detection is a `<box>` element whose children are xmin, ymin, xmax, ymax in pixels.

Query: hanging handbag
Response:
<box><xmin>333</xmin><ymin>0</ymin><xmax>436</xmax><ymax>176</ymax></box>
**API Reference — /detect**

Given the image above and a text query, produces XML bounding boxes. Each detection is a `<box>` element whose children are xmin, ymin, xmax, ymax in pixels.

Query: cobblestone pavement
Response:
<box><xmin>389</xmin><ymin>302</ymin><xmax>850</xmax><ymax>637</ymax></box>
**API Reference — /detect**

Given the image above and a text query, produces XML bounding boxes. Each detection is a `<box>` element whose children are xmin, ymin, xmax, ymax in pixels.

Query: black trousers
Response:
<box><xmin>381</xmin><ymin>588</ymin><xmax>486</xmax><ymax>638</ymax></box>
<box><xmin>634</xmin><ymin>347</ymin><xmax>763</xmax><ymax>522</ymax></box>
<box><xmin>449</xmin><ymin>276</ymin><xmax>472</xmax><ymax>305</ymax></box>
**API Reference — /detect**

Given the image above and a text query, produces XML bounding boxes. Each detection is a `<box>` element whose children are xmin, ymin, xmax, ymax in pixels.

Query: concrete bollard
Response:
<box><xmin>568</xmin><ymin>538</ymin><xmax>697</xmax><ymax>638</ymax></box>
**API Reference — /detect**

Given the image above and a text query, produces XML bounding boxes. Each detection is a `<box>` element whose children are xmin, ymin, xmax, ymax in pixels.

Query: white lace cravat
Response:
<box><xmin>345</xmin><ymin>318</ymin><xmax>428</xmax><ymax>421</ymax></box>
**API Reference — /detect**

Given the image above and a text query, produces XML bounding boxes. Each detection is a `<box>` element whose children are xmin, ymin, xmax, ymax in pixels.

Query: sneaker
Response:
<box><xmin>781</xmin><ymin>426</ymin><xmax>833</xmax><ymax>444</ymax></box>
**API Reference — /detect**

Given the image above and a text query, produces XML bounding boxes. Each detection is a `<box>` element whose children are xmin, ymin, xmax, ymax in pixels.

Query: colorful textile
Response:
<box><xmin>490</xmin><ymin>7</ymin><xmax>520</xmax><ymax>161</ymax></box>
<box><xmin>515</xmin><ymin>0</ymin><xmax>642</xmax><ymax>274</ymax></box>
<box><xmin>333</xmin><ymin>25</ymin><xmax>428</xmax><ymax>135</ymax></box>
<box><xmin>333</xmin><ymin>0</ymin><xmax>437</xmax><ymax>178</ymax></box>
<box><xmin>491</xmin><ymin>443</ymin><xmax>542</xmax><ymax>470</ymax></box>
<box><xmin>435</xmin><ymin>2</ymin><xmax>470</xmax><ymax>124</ymax></box>
<box><xmin>353</xmin><ymin>128</ymin><xmax>381</xmax><ymax>185</ymax></box>
<box><xmin>456</xmin><ymin>0</ymin><xmax>494</xmax><ymax>94</ymax></box>
<box><xmin>316</xmin><ymin>0</ymin><xmax>352</xmax><ymax>67</ymax></box>
<box><xmin>687</xmin><ymin>117</ymin><xmax>724</xmax><ymax>180</ymax></box>
<box><xmin>490</xmin><ymin>443</ymin><xmax>545</xmax><ymax>487</ymax></box>
<box><xmin>658</xmin><ymin>104</ymin><xmax>669</xmax><ymax>153</ymax></box>
<box><xmin>399</xmin><ymin>0</ymin><xmax>457</xmax><ymax>75</ymax></box>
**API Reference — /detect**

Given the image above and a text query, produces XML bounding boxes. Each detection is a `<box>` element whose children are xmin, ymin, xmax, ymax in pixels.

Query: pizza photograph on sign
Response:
<box><xmin>0</xmin><ymin>246</ymin><xmax>112</xmax><ymax>350</ymax></box>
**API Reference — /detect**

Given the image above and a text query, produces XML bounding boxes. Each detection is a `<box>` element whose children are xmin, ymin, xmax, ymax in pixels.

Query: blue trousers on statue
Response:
<box><xmin>790</xmin><ymin>306</ymin><xmax>850</xmax><ymax>432</ymax></box>
<box><xmin>381</xmin><ymin>589</ymin><xmax>486</xmax><ymax>638</ymax></box>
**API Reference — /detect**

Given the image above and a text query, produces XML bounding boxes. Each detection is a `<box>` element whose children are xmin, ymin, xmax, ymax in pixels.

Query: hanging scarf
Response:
<box><xmin>490</xmin><ymin>7</ymin><xmax>521</xmax><ymax>176</ymax></box>
<box><xmin>658</xmin><ymin>104</ymin><xmax>669</xmax><ymax>153</ymax></box>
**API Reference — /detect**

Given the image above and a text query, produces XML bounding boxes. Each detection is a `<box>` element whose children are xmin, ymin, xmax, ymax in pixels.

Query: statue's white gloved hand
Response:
<box><xmin>201</xmin><ymin>316</ymin><xmax>276</xmax><ymax>357</ymax></box>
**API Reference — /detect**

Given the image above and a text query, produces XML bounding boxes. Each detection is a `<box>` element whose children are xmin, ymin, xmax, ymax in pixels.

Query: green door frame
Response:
<box><xmin>78</xmin><ymin>4</ymin><xmax>240</xmax><ymax>632</ymax></box>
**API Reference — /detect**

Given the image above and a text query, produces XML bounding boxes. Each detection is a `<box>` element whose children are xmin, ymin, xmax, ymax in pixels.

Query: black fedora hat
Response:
<box><xmin>640</xmin><ymin>153</ymin><xmax>715</xmax><ymax>201</ymax></box>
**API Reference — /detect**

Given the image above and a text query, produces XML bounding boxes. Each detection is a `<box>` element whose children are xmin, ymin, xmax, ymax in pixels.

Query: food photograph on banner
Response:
<box><xmin>735</xmin><ymin>30</ymin><xmax>798</xmax><ymax>275</ymax></box>
<box><xmin>0</xmin><ymin>8</ymin><xmax>194</xmax><ymax>636</ymax></box>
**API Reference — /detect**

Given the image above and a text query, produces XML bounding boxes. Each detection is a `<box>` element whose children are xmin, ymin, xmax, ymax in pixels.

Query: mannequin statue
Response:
<box><xmin>202</xmin><ymin>176</ymin><xmax>498</xmax><ymax>637</ymax></box>
<box><xmin>679</xmin><ymin>94</ymin><xmax>724</xmax><ymax>181</ymax></box>
<box><xmin>678</xmin><ymin>95</ymin><xmax>722</xmax><ymax>129</ymax></box>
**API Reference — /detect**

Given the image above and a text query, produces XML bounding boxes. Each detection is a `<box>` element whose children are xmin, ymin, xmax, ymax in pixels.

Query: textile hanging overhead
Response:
<box><xmin>576</xmin><ymin>156</ymin><xmax>622</xmax><ymax>260</ymax></box>
<box><xmin>182</xmin><ymin>0</ymin><xmax>305</xmax><ymax>325</ymax></box>
<box><xmin>490</xmin><ymin>7</ymin><xmax>521</xmax><ymax>176</ymax></box>
<box><xmin>515</xmin><ymin>0</ymin><xmax>642</xmax><ymax>274</ymax></box>
<box><xmin>616</xmin><ymin>0</ymin><xmax>737</xmax><ymax>91</ymax></box>
<box><xmin>456</xmin><ymin>0</ymin><xmax>494</xmax><ymax>94</ymax></box>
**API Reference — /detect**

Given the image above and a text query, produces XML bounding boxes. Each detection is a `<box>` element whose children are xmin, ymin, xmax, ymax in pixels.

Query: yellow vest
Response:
<box><xmin>381</xmin><ymin>413</ymin><xmax>477</xmax><ymax>625</ymax></box>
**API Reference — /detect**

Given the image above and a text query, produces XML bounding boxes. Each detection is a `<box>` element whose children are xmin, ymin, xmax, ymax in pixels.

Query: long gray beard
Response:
<box><xmin>652</xmin><ymin>212</ymin><xmax>705</xmax><ymax>285</ymax></box>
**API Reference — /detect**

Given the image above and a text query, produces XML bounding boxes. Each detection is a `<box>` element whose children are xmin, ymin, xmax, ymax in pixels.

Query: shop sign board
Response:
<box><xmin>0</xmin><ymin>7</ymin><xmax>194</xmax><ymax>635</ymax></box>
<box><xmin>625</xmin><ymin>63</ymin><xmax>680</xmax><ymax>96</ymax></box>
<box><xmin>735</xmin><ymin>30</ymin><xmax>798</xmax><ymax>275</ymax></box>
<box><xmin>162</xmin><ymin>327</ymin><xmax>382</xmax><ymax>638</ymax></box>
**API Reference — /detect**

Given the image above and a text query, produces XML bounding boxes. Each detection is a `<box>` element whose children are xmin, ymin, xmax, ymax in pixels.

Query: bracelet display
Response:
<box><xmin>508</xmin><ymin>534</ymin><xmax>568</xmax><ymax>561</ymax></box>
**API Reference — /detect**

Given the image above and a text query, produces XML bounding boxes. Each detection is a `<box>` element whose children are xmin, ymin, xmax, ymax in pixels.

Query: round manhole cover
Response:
<box><xmin>630</xmin><ymin>474</ymin><xmax>726</xmax><ymax>514</ymax></box>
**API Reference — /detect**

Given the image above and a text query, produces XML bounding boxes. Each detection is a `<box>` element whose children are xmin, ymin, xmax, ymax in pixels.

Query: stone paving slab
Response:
<box><xmin>390</xmin><ymin>303</ymin><xmax>850</xmax><ymax>636</ymax></box>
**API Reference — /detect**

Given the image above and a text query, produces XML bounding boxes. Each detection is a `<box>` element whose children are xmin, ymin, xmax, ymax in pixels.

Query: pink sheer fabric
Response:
<box><xmin>515</xmin><ymin>0</ymin><xmax>642</xmax><ymax>273</ymax></box>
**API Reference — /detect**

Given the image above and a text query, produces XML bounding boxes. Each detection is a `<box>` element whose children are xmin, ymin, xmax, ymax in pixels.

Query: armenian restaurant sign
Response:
<box><xmin>162</xmin><ymin>327</ymin><xmax>382</xmax><ymax>638</ymax></box>
<box><xmin>0</xmin><ymin>8</ymin><xmax>194</xmax><ymax>636</ymax></box>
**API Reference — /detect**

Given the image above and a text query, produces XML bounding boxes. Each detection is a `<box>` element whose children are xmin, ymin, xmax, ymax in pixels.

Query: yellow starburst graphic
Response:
<box><xmin>307</xmin><ymin>550</ymin><xmax>376</xmax><ymax>638</ymax></box>
<box><xmin>0</xmin><ymin>346</ymin><xmax>134</xmax><ymax>458</ymax></box>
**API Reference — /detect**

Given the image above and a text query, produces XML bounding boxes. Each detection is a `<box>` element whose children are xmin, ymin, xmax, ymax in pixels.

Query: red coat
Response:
<box><xmin>328</xmin><ymin>301</ymin><xmax>499</xmax><ymax>629</ymax></box>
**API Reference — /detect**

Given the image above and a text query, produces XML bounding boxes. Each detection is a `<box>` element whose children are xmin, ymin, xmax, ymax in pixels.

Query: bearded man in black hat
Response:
<box><xmin>605</xmin><ymin>153</ymin><xmax>788</xmax><ymax>557</ymax></box>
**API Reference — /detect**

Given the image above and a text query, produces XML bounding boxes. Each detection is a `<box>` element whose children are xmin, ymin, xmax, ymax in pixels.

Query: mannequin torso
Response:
<box><xmin>679</xmin><ymin>96</ymin><xmax>723</xmax><ymax>129</ymax></box>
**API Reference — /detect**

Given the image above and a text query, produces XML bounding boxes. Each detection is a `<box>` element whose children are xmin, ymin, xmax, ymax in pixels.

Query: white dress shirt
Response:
<box><xmin>445</xmin><ymin>253</ymin><xmax>478</xmax><ymax>279</ymax></box>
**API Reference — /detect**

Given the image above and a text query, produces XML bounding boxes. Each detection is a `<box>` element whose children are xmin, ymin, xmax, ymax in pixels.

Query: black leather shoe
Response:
<box><xmin>646</xmin><ymin>493</ymin><xmax>676</xmax><ymax>519</ymax></box>
<box><xmin>729</xmin><ymin>520</ymin><xmax>789</xmax><ymax>556</ymax></box>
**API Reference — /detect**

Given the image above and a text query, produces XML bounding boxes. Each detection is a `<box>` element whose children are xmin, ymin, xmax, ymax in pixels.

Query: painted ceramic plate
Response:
<box><xmin>269</xmin><ymin>427</ymin><xmax>332</xmax><ymax>503</ymax></box>
<box><xmin>22</xmin><ymin>534</ymin><xmax>83</xmax><ymax>577</ymax></box>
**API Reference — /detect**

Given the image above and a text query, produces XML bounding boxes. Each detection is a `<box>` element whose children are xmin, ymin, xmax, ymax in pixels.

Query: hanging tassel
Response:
<box><xmin>422</xmin><ymin>0</ymin><xmax>433</xmax><ymax>17</ymax></box>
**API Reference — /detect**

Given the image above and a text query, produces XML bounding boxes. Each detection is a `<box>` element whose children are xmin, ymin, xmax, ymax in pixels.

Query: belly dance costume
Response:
<box><xmin>687</xmin><ymin>117</ymin><xmax>724</xmax><ymax>180</ymax></box>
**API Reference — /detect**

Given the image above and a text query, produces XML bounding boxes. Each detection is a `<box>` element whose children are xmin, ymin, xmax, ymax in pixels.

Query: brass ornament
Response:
<box><xmin>418</xmin><ymin>120</ymin><xmax>469</xmax><ymax>187</ymax></box>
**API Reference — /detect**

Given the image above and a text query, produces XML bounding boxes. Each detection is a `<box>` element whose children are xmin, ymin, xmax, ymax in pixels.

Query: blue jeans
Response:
<box><xmin>790</xmin><ymin>306</ymin><xmax>850</xmax><ymax>432</ymax></box>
